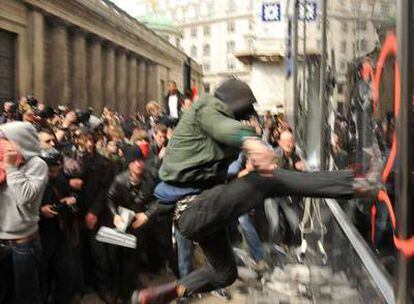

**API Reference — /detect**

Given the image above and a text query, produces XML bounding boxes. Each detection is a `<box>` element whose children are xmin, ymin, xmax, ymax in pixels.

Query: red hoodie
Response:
<box><xmin>137</xmin><ymin>141</ymin><xmax>150</xmax><ymax>159</ymax></box>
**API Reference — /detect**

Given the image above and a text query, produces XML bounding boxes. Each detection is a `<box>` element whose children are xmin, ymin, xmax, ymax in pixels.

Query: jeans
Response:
<box><xmin>263</xmin><ymin>198</ymin><xmax>280</xmax><ymax>243</ymax></box>
<box><xmin>374</xmin><ymin>200</ymin><xmax>391</xmax><ymax>247</ymax></box>
<box><xmin>238</xmin><ymin>214</ymin><xmax>264</xmax><ymax>262</ymax></box>
<box><xmin>264</xmin><ymin>197</ymin><xmax>301</xmax><ymax>245</ymax></box>
<box><xmin>176</xmin><ymin>169</ymin><xmax>355</xmax><ymax>295</ymax></box>
<box><xmin>175</xmin><ymin>229</ymin><xmax>194</xmax><ymax>278</ymax></box>
<box><xmin>0</xmin><ymin>238</ymin><xmax>42</xmax><ymax>304</ymax></box>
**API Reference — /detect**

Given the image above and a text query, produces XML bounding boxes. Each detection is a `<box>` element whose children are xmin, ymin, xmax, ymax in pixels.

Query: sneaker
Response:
<box><xmin>254</xmin><ymin>260</ymin><xmax>269</xmax><ymax>273</ymax></box>
<box><xmin>210</xmin><ymin>288</ymin><xmax>232</xmax><ymax>302</ymax></box>
<box><xmin>131</xmin><ymin>281</ymin><xmax>178</xmax><ymax>304</ymax></box>
<box><xmin>353</xmin><ymin>177</ymin><xmax>383</xmax><ymax>199</ymax></box>
<box><xmin>353</xmin><ymin>154</ymin><xmax>384</xmax><ymax>199</ymax></box>
<box><xmin>365</xmin><ymin>151</ymin><xmax>384</xmax><ymax>183</ymax></box>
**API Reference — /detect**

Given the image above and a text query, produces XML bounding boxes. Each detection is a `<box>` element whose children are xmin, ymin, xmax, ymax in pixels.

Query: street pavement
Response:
<box><xmin>80</xmin><ymin>272</ymin><xmax>247</xmax><ymax>304</ymax></box>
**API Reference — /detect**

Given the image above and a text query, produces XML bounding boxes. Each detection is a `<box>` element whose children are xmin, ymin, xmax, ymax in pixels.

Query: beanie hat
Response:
<box><xmin>214</xmin><ymin>78</ymin><xmax>257</xmax><ymax>120</ymax></box>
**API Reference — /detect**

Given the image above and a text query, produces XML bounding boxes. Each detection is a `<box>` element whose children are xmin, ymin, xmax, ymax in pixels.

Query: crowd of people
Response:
<box><xmin>0</xmin><ymin>81</ymin><xmax>186</xmax><ymax>304</ymax></box>
<box><xmin>0</xmin><ymin>79</ymin><xmax>381</xmax><ymax>304</ymax></box>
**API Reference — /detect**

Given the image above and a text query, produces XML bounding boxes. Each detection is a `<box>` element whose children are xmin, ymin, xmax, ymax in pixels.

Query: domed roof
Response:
<box><xmin>138</xmin><ymin>12</ymin><xmax>182</xmax><ymax>35</ymax></box>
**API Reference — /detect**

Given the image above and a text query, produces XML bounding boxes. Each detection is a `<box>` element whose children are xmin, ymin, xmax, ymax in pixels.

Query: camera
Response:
<box><xmin>75</xmin><ymin>110</ymin><xmax>90</xmax><ymax>125</ymax></box>
<box><xmin>116</xmin><ymin>141</ymin><xmax>124</xmax><ymax>149</ymax></box>
<box><xmin>26</xmin><ymin>96</ymin><xmax>38</xmax><ymax>108</ymax></box>
<box><xmin>37</xmin><ymin>106</ymin><xmax>56</xmax><ymax>120</ymax></box>
<box><xmin>51</xmin><ymin>202</ymin><xmax>78</xmax><ymax>214</ymax></box>
<box><xmin>39</xmin><ymin>148</ymin><xmax>62</xmax><ymax>167</ymax></box>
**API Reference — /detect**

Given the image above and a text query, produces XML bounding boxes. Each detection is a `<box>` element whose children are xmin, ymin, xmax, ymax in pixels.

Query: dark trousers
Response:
<box><xmin>101</xmin><ymin>224</ymin><xmax>157</xmax><ymax>302</ymax></box>
<box><xmin>0</xmin><ymin>238</ymin><xmax>42</xmax><ymax>304</ymax></box>
<box><xmin>89</xmin><ymin>237</ymin><xmax>119</xmax><ymax>297</ymax></box>
<box><xmin>117</xmin><ymin>246</ymin><xmax>146</xmax><ymax>302</ymax></box>
<box><xmin>176</xmin><ymin>169</ymin><xmax>355</xmax><ymax>295</ymax></box>
<box><xmin>146</xmin><ymin>217</ymin><xmax>176</xmax><ymax>274</ymax></box>
<box><xmin>40</xmin><ymin>232</ymin><xmax>79</xmax><ymax>304</ymax></box>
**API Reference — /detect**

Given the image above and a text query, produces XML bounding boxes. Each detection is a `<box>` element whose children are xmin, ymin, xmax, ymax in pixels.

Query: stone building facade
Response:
<box><xmin>0</xmin><ymin>0</ymin><xmax>202</xmax><ymax>113</ymax></box>
<box><xmin>117</xmin><ymin>0</ymin><xmax>254</xmax><ymax>94</ymax></box>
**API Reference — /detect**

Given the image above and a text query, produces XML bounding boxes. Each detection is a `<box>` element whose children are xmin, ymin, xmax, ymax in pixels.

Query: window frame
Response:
<box><xmin>227</xmin><ymin>20</ymin><xmax>236</xmax><ymax>33</ymax></box>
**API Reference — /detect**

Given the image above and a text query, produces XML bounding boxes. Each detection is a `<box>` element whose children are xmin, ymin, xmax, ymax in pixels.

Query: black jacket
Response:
<box><xmin>144</xmin><ymin>143</ymin><xmax>163</xmax><ymax>182</ymax></box>
<box><xmin>164</xmin><ymin>91</ymin><xmax>184</xmax><ymax>118</ymax></box>
<box><xmin>39</xmin><ymin>173</ymin><xmax>78</xmax><ymax>242</ymax></box>
<box><xmin>80</xmin><ymin>151</ymin><xmax>115</xmax><ymax>216</ymax></box>
<box><xmin>106</xmin><ymin>169</ymin><xmax>156</xmax><ymax>217</ymax></box>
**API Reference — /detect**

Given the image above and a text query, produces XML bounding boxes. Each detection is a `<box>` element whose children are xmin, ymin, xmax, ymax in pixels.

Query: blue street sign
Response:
<box><xmin>261</xmin><ymin>2</ymin><xmax>317</xmax><ymax>22</ymax></box>
<box><xmin>261</xmin><ymin>2</ymin><xmax>281</xmax><ymax>22</ymax></box>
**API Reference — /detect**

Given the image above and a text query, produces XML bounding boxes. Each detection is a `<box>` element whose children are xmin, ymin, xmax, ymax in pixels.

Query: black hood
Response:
<box><xmin>214</xmin><ymin>79</ymin><xmax>257</xmax><ymax>120</ymax></box>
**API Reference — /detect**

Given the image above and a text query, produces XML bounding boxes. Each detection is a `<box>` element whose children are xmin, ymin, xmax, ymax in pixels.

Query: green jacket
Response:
<box><xmin>159</xmin><ymin>94</ymin><xmax>256</xmax><ymax>188</ymax></box>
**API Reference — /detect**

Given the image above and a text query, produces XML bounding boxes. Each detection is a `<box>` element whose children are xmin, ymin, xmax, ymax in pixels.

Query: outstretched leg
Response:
<box><xmin>133</xmin><ymin>168</ymin><xmax>373</xmax><ymax>303</ymax></box>
<box><xmin>267</xmin><ymin>168</ymin><xmax>355</xmax><ymax>198</ymax></box>
<box><xmin>177</xmin><ymin>168</ymin><xmax>356</xmax><ymax>239</ymax></box>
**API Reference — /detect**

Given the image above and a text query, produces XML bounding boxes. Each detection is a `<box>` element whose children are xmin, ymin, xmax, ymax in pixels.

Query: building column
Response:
<box><xmin>127</xmin><ymin>55</ymin><xmax>138</xmax><ymax>113</ymax></box>
<box><xmin>103</xmin><ymin>44</ymin><xmax>116</xmax><ymax>109</ymax></box>
<box><xmin>137</xmin><ymin>59</ymin><xmax>147</xmax><ymax>112</ymax></box>
<box><xmin>88</xmin><ymin>37</ymin><xmax>103</xmax><ymax>112</ymax></box>
<box><xmin>146</xmin><ymin>62</ymin><xmax>158</xmax><ymax>102</ymax></box>
<box><xmin>29</xmin><ymin>9</ymin><xmax>45</xmax><ymax>101</ymax></box>
<box><xmin>116</xmin><ymin>49</ymin><xmax>127</xmax><ymax>112</ymax></box>
<box><xmin>49</xmin><ymin>19</ymin><xmax>69</xmax><ymax>106</ymax></box>
<box><xmin>71</xmin><ymin>28</ymin><xmax>87</xmax><ymax>109</ymax></box>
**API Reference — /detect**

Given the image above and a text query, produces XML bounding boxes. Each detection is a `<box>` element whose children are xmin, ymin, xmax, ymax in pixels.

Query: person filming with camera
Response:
<box><xmin>38</xmin><ymin>147</ymin><xmax>80</xmax><ymax>304</ymax></box>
